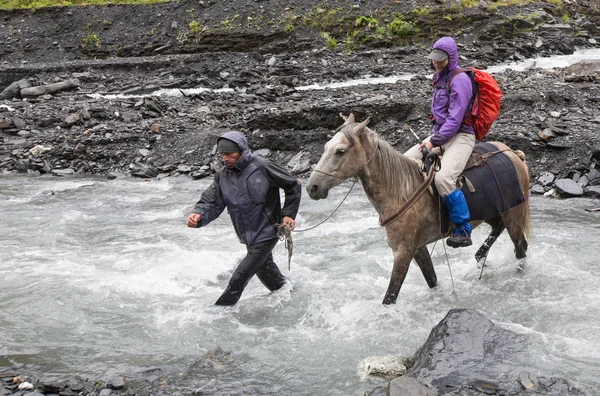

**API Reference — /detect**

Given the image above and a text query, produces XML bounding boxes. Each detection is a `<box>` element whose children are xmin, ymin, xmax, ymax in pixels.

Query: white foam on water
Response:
<box><xmin>295</xmin><ymin>74</ymin><xmax>414</xmax><ymax>91</ymax></box>
<box><xmin>486</xmin><ymin>47</ymin><xmax>600</xmax><ymax>73</ymax></box>
<box><xmin>1</xmin><ymin>177</ymin><xmax>599</xmax><ymax>394</ymax></box>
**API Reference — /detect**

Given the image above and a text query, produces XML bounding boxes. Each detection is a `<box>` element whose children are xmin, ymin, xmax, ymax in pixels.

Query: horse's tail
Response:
<box><xmin>520</xmin><ymin>156</ymin><xmax>532</xmax><ymax>241</ymax></box>
<box><xmin>522</xmin><ymin>187</ymin><xmax>532</xmax><ymax>241</ymax></box>
<box><xmin>509</xmin><ymin>148</ymin><xmax>532</xmax><ymax>239</ymax></box>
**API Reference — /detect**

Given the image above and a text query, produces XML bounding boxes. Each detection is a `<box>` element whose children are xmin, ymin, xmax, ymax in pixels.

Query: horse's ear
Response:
<box><xmin>342</xmin><ymin>113</ymin><xmax>355</xmax><ymax>126</ymax></box>
<box><xmin>352</xmin><ymin>117</ymin><xmax>371</xmax><ymax>136</ymax></box>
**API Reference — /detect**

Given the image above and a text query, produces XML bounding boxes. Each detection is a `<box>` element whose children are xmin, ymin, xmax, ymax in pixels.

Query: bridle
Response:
<box><xmin>311</xmin><ymin>138</ymin><xmax>380</xmax><ymax>181</ymax></box>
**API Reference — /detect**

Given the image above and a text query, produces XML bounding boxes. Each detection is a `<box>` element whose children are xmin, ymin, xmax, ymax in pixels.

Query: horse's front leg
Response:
<box><xmin>382</xmin><ymin>246</ymin><xmax>416</xmax><ymax>305</ymax></box>
<box><xmin>414</xmin><ymin>245</ymin><xmax>437</xmax><ymax>288</ymax></box>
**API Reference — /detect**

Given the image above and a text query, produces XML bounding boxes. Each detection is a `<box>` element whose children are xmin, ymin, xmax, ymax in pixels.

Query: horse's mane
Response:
<box><xmin>343</xmin><ymin>125</ymin><xmax>425</xmax><ymax>202</ymax></box>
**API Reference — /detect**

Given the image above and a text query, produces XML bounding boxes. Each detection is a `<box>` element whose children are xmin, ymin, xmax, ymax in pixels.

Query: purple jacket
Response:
<box><xmin>429</xmin><ymin>36</ymin><xmax>475</xmax><ymax>147</ymax></box>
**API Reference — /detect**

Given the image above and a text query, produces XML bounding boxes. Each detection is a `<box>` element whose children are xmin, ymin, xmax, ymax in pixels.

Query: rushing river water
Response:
<box><xmin>1</xmin><ymin>175</ymin><xmax>599</xmax><ymax>395</ymax></box>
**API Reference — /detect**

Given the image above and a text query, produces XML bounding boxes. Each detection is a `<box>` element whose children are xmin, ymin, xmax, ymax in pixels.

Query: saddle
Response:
<box><xmin>435</xmin><ymin>142</ymin><xmax>526</xmax><ymax>233</ymax></box>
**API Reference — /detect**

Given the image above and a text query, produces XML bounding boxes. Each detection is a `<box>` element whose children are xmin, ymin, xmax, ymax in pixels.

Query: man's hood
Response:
<box><xmin>217</xmin><ymin>131</ymin><xmax>252</xmax><ymax>167</ymax></box>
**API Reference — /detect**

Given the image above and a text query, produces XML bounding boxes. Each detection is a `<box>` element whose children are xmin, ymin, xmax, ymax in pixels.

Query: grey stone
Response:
<box><xmin>519</xmin><ymin>371</ymin><xmax>538</xmax><ymax>391</ymax></box>
<box><xmin>588</xmin><ymin>167</ymin><xmax>600</xmax><ymax>181</ymax></box>
<box><xmin>122</xmin><ymin>86</ymin><xmax>144</xmax><ymax>95</ymax></box>
<box><xmin>72</xmin><ymin>72</ymin><xmax>91</xmax><ymax>79</ymax></box>
<box><xmin>405</xmin><ymin>309</ymin><xmax>585</xmax><ymax>394</ymax></box>
<box><xmin>12</xmin><ymin>117</ymin><xmax>26</xmax><ymax>129</ymax></box>
<box><xmin>0</xmin><ymin>79</ymin><xmax>30</xmax><ymax>100</ymax></box>
<box><xmin>537</xmin><ymin>171</ymin><xmax>555</xmax><ymax>186</ymax></box>
<box><xmin>130</xmin><ymin>162</ymin><xmax>158</xmax><ymax>178</ymax></box>
<box><xmin>365</xmin><ymin>386</ymin><xmax>387</xmax><ymax>396</ymax></box>
<box><xmin>107</xmin><ymin>376</ymin><xmax>126</xmax><ymax>390</ymax></box>
<box><xmin>74</xmin><ymin>143</ymin><xmax>86</xmax><ymax>153</ymax></box>
<box><xmin>254</xmin><ymin>148</ymin><xmax>271</xmax><ymax>158</ymax></box>
<box><xmin>65</xmin><ymin>113</ymin><xmax>81</xmax><ymax>126</ymax></box>
<box><xmin>554</xmin><ymin>178</ymin><xmax>584</xmax><ymax>196</ymax></box>
<box><xmin>530</xmin><ymin>184</ymin><xmax>545</xmax><ymax>194</ymax></box>
<box><xmin>389</xmin><ymin>376</ymin><xmax>437</xmax><ymax>396</ymax></box>
<box><xmin>52</xmin><ymin>168</ymin><xmax>75</xmax><ymax>176</ymax></box>
<box><xmin>584</xmin><ymin>185</ymin><xmax>600</xmax><ymax>198</ymax></box>
<box><xmin>287</xmin><ymin>151</ymin><xmax>311</xmax><ymax>174</ymax></box>
<box><xmin>362</xmin><ymin>356</ymin><xmax>409</xmax><ymax>378</ymax></box>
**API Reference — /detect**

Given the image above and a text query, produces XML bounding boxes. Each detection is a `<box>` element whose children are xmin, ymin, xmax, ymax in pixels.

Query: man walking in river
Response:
<box><xmin>186</xmin><ymin>131</ymin><xmax>302</xmax><ymax>306</ymax></box>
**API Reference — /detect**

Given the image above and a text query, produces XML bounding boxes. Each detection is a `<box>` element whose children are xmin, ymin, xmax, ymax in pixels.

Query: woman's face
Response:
<box><xmin>432</xmin><ymin>58</ymin><xmax>449</xmax><ymax>73</ymax></box>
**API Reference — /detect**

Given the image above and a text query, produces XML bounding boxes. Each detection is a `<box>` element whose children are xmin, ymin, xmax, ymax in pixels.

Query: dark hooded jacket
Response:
<box><xmin>430</xmin><ymin>36</ymin><xmax>475</xmax><ymax>147</ymax></box>
<box><xmin>192</xmin><ymin>131</ymin><xmax>302</xmax><ymax>246</ymax></box>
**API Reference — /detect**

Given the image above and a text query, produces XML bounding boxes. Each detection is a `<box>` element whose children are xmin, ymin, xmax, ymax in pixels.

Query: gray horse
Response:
<box><xmin>306</xmin><ymin>114</ymin><xmax>531</xmax><ymax>305</ymax></box>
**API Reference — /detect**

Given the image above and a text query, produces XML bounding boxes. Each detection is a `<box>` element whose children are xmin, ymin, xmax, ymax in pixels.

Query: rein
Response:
<box><xmin>276</xmin><ymin>139</ymin><xmax>380</xmax><ymax>269</ymax></box>
<box><xmin>379</xmin><ymin>156</ymin><xmax>440</xmax><ymax>228</ymax></box>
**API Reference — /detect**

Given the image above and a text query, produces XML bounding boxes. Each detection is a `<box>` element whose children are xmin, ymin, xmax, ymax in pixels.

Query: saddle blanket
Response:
<box><xmin>439</xmin><ymin>142</ymin><xmax>526</xmax><ymax>232</ymax></box>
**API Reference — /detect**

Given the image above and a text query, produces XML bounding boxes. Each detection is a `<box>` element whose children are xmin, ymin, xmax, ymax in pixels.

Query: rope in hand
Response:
<box><xmin>276</xmin><ymin>178</ymin><xmax>359</xmax><ymax>270</ymax></box>
<box><xmin>276</xmin><ymin>223</ymin><xmax>293</xmax><ymax>271</ymax></box>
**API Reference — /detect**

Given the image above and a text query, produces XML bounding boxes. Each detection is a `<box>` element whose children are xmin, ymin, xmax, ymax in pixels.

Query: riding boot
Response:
<box><xmin>443</xmin><ymin>189</ymin><xmax>473</xmax><ymax>248</ymax></box>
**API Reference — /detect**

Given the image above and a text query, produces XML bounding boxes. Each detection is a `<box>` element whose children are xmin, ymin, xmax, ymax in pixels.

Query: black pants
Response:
<box><xmin>215</xmin><ymin>238</ymin><xmax>286</xmax><ymax>306</ymax></box>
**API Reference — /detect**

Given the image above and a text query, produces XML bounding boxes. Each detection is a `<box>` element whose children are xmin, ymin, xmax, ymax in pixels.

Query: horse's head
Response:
<box><xmin>307</xmin><ymin>114</ymin><xmax>374</xmax><ymax>200</ymax></box>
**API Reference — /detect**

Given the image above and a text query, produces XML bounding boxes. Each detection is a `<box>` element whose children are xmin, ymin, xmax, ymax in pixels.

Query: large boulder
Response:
<box><xmin>389</xmin><ymin>309</ymin><xmax>585</xmax><ymax>396</ymax></box>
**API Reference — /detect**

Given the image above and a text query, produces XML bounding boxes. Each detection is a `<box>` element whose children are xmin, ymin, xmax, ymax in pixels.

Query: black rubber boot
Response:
<box><xmin>215</xmin><ymin>239</ymin><xmax>280</xmax><ymax>306</ymax></box>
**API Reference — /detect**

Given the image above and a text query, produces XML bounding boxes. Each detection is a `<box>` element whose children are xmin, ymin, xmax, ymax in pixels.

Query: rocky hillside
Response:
<box><xmin>1</xmin><ymin>0</ymin><xmax>600</xmax><ymax>196</ymax></box>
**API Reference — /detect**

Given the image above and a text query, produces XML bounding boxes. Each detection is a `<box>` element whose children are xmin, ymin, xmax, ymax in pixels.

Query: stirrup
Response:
<box><xmin>447</xmin><ymin>232</ymin><xmax>472</xmax><ymax>248</ymax></box>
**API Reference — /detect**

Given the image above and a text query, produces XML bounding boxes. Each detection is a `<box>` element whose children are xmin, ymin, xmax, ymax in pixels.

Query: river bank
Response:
<box><xmin>1</xmin><ymin>0</ymin><xmax>600</xmax><ymax>198</ymax></box>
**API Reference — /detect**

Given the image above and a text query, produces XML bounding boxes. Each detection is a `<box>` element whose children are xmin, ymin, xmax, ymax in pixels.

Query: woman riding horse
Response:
<box><xmin>404</xmin><ymin>36</ymin><xmax>475</xmax><ymax>248</ymax></box>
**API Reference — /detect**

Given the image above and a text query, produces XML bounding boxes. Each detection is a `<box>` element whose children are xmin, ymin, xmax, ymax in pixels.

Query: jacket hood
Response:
<box><xmin>217</xmin><ymin>131</ymin><xmax>252</xmax><ymax>168</ymax></box>
<box><xmin>432</xmin><ymin>36</ymin><xmax>459</xmax><ymax>72</ymax></box>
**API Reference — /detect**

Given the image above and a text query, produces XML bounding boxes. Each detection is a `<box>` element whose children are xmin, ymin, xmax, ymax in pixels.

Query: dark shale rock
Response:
<box><xmin>554</xmin><ymin>178</ymin><xmax>584</xmax><ymax>196</ymax></box>
<box><xmin>401</xmin><ymin>309</ymin><xmax>586</xmax><ymax>395</ymax></box>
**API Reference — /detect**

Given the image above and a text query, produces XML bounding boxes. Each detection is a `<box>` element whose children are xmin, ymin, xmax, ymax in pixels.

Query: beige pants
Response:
<box><xmin>405</xmin><ymin>133</ymin><xmax>476</xmax><ymax>196</ymax></box>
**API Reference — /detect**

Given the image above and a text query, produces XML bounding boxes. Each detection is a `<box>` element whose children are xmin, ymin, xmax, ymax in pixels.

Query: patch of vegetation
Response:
<box><xmin>279</xmin><ymin>13</ymin><xmax>297</xmax><ymax>33</ymax></box>
<box><xmin>459</xmin><ymin>0</ymin><xmax>478</xmax><ymax>8</ymax></box>
<box><xmin>217</xmin><ymin>14</ymin><xmax>241</xmax><ymax>32</ymax></box>
<box><xmin>304</xmin><ymin>6</ymin><xmax>346</xmax><ymax>29</ymax></box>
<box><xmin>342</xmin><ymin>30</ymin><xmax>360</xmax><ymax>52</ymax></box>
<box><xmin>245</xmin><ymin>12</ymin><xmax>266</xmax><ymax>31</ymax></box>
<box><xmin>388</xmin><ymin>17</ymin><xmax>416</xmax><ymax>38</ymax></box>
<box><xmin>176</xmin><ymin>28</ymin><xmax>188</xmax><ymax>44</ymax></box>
<box><xmin>561</xmin><ymin>13</ymin><xmax>570</xmax><ymax>23</ymax></box>
<box><xmin>373</xmin><ymin>26</ymin><xmax>386</xmax><ymax>39</ymax></box>
<box><xmin>355</xmin><ymin>15</ymin><xmax>378</xmax><ymax>30</ymax></box>
<box><xmin>320</xmin><ymin>32</ymin><xmax>337</xmax><ymax>49</ymax></box>
<box><xmin>189</xmin><ymin>20</ymin><xmax>199</xmax><ymax>34</ymax></box>
<box><xmin>81</xmin><ymin>32</ymin><xmax>100</xmax><ymax>48</ymax></box>
<box><xmin>484</xmin><ymin>0</ymin><xmax>562</xmax><ymax>8</ymax></box>
<box><xmin>1</xmin><ymin>0</ymin><xmax>169</xmax><ymax>9</ymax></box>
<box><xmin>412</xmin><ymin>6</ymin><xmax>430</xmax><ymax>17</ymax></box>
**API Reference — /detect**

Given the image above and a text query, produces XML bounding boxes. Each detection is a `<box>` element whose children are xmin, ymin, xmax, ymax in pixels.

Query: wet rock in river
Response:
<box><xmin>554</xmin><ymin>178</ymin><xmax>584</xmax><ymax>196</ymax></box>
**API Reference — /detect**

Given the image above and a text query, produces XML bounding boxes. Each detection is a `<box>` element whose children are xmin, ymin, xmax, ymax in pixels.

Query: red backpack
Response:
<box><xmin>445</xmin><ymin>67</ymin><xmax>502</xmax><ymax>140</ymax></box>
